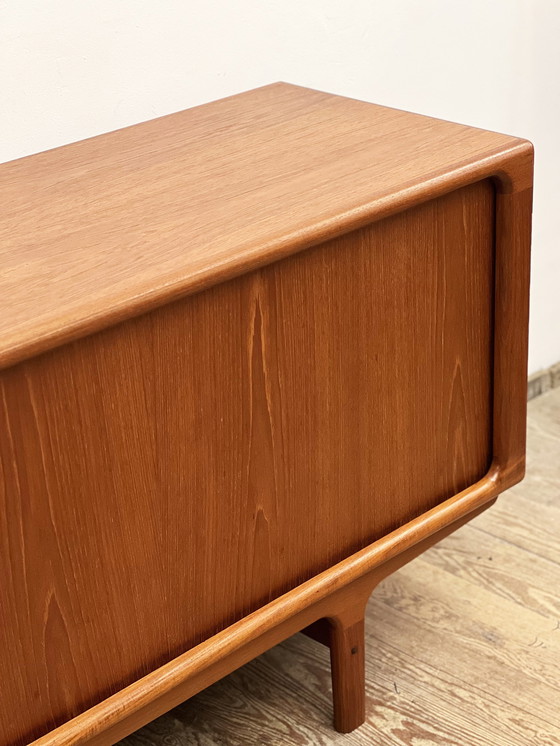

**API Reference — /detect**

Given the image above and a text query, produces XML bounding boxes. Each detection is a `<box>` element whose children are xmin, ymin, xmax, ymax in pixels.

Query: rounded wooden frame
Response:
<box><xmin>30</xmin><ymin>147</ymin><xmax>533</xmax><ymax>746</ymax></box>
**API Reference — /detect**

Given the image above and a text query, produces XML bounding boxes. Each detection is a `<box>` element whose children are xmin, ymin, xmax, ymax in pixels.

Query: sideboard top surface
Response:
<box><xmin>0</xmin><ymin>82</ymin><xmax>532</xmax><ymax>368</ymax></box>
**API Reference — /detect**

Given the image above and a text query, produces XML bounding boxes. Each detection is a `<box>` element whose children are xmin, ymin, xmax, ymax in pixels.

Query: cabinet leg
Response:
<box><xmin>329</xmin><ymin>615</ymin><xmax>366</xmax><ymax>733</ymax></box>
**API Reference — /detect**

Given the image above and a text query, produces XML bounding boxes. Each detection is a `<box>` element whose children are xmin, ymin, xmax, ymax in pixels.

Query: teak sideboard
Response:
<box><xmin>0</xmin><ymin>83</ymin><xmax>532</xmax><ymax>745</ymax></box>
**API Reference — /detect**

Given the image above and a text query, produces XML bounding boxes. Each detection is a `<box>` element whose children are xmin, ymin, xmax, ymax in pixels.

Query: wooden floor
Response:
<box><xmin>121</xmin><ymin>388</ymin><xmax>560</xmax><ymax>745</ymax></box>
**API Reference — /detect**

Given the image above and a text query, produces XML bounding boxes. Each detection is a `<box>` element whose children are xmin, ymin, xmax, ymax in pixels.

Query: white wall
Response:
<box><xmin>1</xmin><ymin>0</ymin><xmax>558</xmax><ymax>373</ymax></box>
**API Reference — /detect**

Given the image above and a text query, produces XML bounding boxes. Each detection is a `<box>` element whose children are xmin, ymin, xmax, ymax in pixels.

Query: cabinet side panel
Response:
<box><xmin>0</xmin><ymin>180</ymin><xmax>494</xmax><ymax>744</ymax></box>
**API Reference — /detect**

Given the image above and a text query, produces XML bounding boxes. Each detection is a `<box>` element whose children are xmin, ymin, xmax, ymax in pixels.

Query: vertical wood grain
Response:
<box><xmin>120</xmin><ymin>391</ymin><xmax>560</xmax><ymax>746</ymax></box>
<box><xmin>0</xmin><ymin>180</ymin><xmax>495</xmax><ymax>745</ymax></box>
<box><xmin>329</xmin><ymin>617</ymin><xmax>366</xmax><ymax>733</ymax></box>
<box><xmin>492</xmin><ymin>187</ymin><xmax>533</xmax><ymax>480</ymax></box>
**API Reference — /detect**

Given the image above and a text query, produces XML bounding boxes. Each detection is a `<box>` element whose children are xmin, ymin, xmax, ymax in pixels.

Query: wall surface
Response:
<box><xmin>1</xmin><ymin>0</ymin><xmax>557</xmax><ymax>373</ymax></box>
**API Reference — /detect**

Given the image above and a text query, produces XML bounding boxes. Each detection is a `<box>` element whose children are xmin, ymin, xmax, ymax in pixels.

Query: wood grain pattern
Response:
<box><xmin>118</xmin><ymin>390</ymin><xmax>560</xmax><ymax>746</ymax></box>
<box><xmin>0</xmin><ymin>83</ymin><xmax>533</xmax><ymax>745</ymax></box>
<box><xmin>132</xmin><ymin>628</ymin><xmax>558</xmax><ymax>746</ymax></box>
<box><xmin>29</xmin><ymin>503</ymin><xmax>495</xmax><ymax>746</ymax></box>
<box><xmin>1</xmin><ymin>181</ymin><xmax>494</xmax><ymax>745</ymax></box>
<box><xmin>329</xmin><ymin>618</ymin><xmax>366</xmax><ymax>733</ymax></box>
<box><xmin>0</xmin><ymin>82</ymin><xmax>531</xmax><ymax>369</ymax></box>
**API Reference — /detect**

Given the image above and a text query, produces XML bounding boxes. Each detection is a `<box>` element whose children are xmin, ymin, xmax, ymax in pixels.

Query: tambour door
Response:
<box><xmin>0</xmin><ymin>179</ymin><xmax>495</xmax><ymax>745</ymax></box>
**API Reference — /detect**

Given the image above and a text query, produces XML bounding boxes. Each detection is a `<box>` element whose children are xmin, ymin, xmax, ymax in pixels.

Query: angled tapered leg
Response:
<box><xmin>299</xmin><ymin>504</ymin><xmax>497</xmax><ymax>735</ymax></box>
<box><xmin>328</xmin><ymin>616</ymin><xmax>366</xmax><ymax>733</ymax></box>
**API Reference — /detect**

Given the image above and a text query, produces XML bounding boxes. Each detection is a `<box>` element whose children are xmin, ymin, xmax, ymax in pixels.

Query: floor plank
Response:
<box><xmin>423</xmin><ymin>524</ymin><xmax>560</xmax><ymax>619</ymax></box>
<box><xmin>121</xmin><ymin>387</ymin><xmax>560</xmax><ymax>745</ymax></box>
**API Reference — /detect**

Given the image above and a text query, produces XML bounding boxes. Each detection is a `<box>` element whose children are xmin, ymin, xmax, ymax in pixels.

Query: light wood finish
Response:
<box><xmin>0</xmin><ymin>83</ymin><xmax>531</xmax><ymax>370</ymax></box>
<box><xmin>120</xmin><ymin>389</ymin><xmax>560</xmax><ymax>746</ymax></box>
<box><xmin>0</xmin><ymin>84</ymin><xmax>532</xmax><ymax>745</ymax></box>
